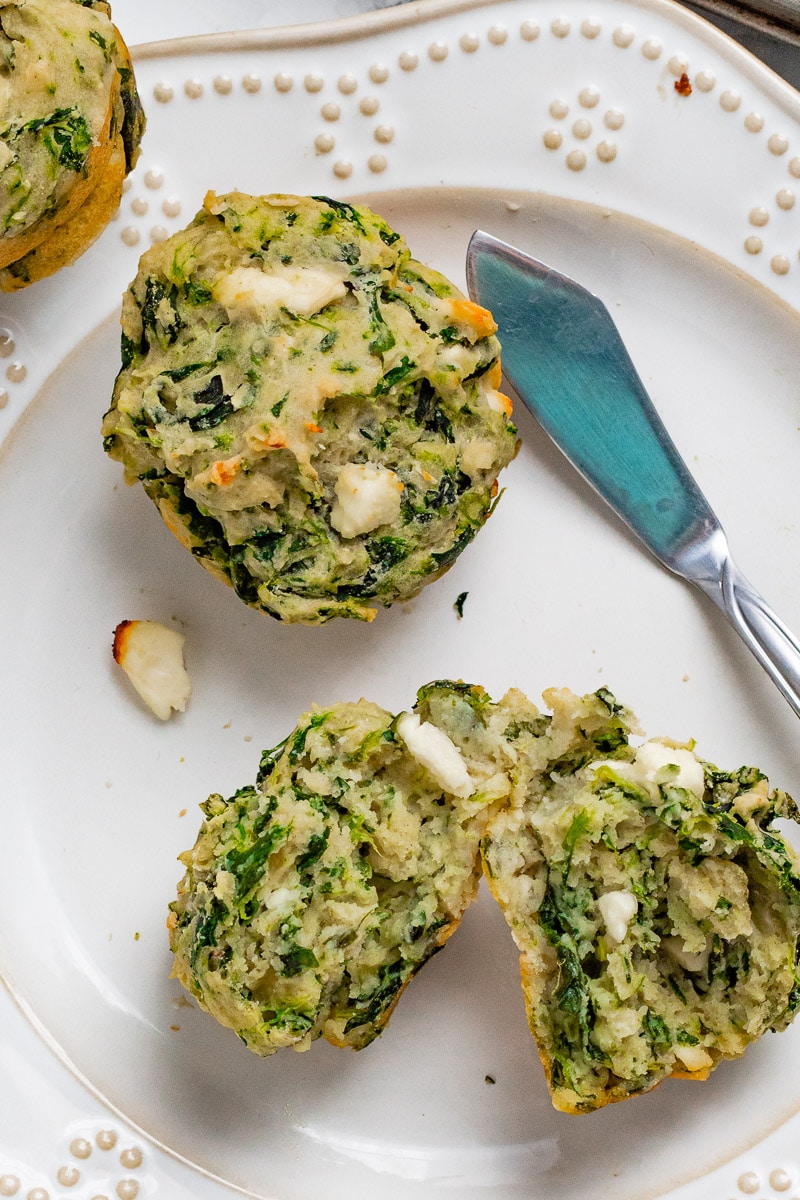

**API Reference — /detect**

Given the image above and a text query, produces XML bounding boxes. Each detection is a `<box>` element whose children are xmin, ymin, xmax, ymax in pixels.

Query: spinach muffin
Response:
<box><xmin>169</xmin><ymin>679</ymin><xmax>800</xmax><ymax>1088</ymax></box>
<box><xmin>482</xmin><ymin>687</ymin><xmax>800</xmax><ymax>1112</ymax></box>
<box><xmin>102</xmin><ymin>192</ymin><xmax>517</xmax><ymax>624</ymax></box>
<box><xmin>0</xmin><ymin>0</ymin><xmax>144</xmax><ymax>290</ymax></box>
<box><xmin>168</xmin><ymin>682</ymin><xmax>513</xmax><ymax>1054</ymax></box>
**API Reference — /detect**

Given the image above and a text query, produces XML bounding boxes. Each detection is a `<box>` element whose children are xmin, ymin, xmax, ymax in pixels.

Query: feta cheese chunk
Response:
<box><xmin>598</xmin><ymin>890</ymin><xmax>638</xmax><ymax>943</ymax></box>
<box><xmin>634</xmin><ymin>740</ymin><xmax>705</xmax><ymax>798</ymax></box>
<box><xmin>674</xmin><ymin>1043</ymin><xmax>713</xmax><ymax>1072</ymax></box>
<box><xmin>485</xmin><ymin>388</ymin><xmax>513</xmax><ymax>417</ymax></box>
<box><xmin>330</xmin><ymin>462</ymin><xmax>404</xmax><ymax>539</ymax></box>
<box><xmin>396</xmin><ymin>712</ymin><xmax>474</xmax><ymax>799</ymax></box>
<box><xmin>460</xmin><ymin>438</ymin><xmax>499</xmax><ymax>477</ymax></box>
<box><xmin>213</xmin><ymin>265</ymin><xmax>347</xmax><ymax>318</ymax></box>
<box><xmin>112</xmin><ymin>620</ymin><xmax>191</xmax><ymax>721</ymax></box>
<box><xmin>662</xmin><ymin>935</ymin><xmax>710</xmax><ymax>973</ymax></box>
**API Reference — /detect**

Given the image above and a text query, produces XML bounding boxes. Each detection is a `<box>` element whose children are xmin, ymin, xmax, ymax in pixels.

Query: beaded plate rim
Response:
<box><xmin>2</xmin><ymin>1</ymin><xmax>800</xmax><ymax>1199</ymax></box>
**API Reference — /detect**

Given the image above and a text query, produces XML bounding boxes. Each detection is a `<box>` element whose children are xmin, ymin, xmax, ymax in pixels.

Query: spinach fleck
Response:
<box><xmin>23</xmin><ymin>107</ymin><xmax>92</xmax><ymax>171</ymax></box>
<box><xmin>280</xmin><ymin>944</ymin><xmax>319</xmax><ymax>976</ymax></box>
<box><xmin>187</xmin><ymin>376</ymin><xmax>235</xmax><ymax>431</ymax></box>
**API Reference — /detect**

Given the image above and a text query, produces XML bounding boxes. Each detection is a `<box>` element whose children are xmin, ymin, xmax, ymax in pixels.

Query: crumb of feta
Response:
<box><xmin>460</xmin><ymin>438</ymin><xmax>499</xmax><ymax>477</ymax></box>
<box><xmin>213</xmin><ymin>265</ymin><xmax>346</xmax><ymax>318</ymax></box>
<box><xmin>634</xmin><ymin>740</ymin><xmax>705</xmax><ymax>798</ymax></box>
<box><xmin>598</xmin><ymin>890</ymin><xmax>638</xmax><ymax>943</ymax></box>
<box><xmin>396</xmin><ymin>711</ymin><xmax>474</xmax><ymax>798</ymax></box>
<box><xmin>113</xmin><ymin>620</ymin><xmax>191</xmax><ymax>721</ymax></box>
<box><xmin>484</xmin><ymin>388</ymin><xmax>513</xmax><ymax>417</ymax></box>
<box><xmin>662</xmin><ymin>935</ymin><xmax>710</xmax><ymax>973</ymax></box>
<box><xmin>674</xmin><ymin>1043</ymin><xmax>713</xmax><ymax>1072</ymax></box>
<box><xmin>330</xmin><ymin>462</ymin><xmax>404</xmax><ymax>539</ymax></box>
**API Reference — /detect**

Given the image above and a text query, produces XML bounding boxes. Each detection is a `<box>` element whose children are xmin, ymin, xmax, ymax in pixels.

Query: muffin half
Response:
<box><xmin>483</xmin><ymin>687</ymin><xmax>800</xmax><ymax>1112</ymax></box>
<box><xmin>168</xmin><ymin>682</ymin><xmax>510</xmax><ymax>1054</ymax></box>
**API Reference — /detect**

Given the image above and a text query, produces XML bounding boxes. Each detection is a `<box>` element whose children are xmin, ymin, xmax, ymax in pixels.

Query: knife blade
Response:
<box><xmin>466</xmin><ymin>228</ymin><xmax>800</xmax><ymax>719</ymax></box>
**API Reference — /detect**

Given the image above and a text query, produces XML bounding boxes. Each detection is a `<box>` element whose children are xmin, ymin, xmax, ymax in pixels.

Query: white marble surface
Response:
<box><xmin>111</xmin><ymin>0</ymin><xmax>409</xmax><ymax>45</ymax></box>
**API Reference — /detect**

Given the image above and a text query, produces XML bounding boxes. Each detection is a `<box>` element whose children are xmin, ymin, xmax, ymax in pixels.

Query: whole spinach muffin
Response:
<box><xmin>168</xmin><ymin>682</ymin><xmax>512</xmax><ymax>1054</ymax></box>
<box><xmin>0</xmin><ymin>0</ymin><xmax>145</xmax><ymax>290</ymax></box>
<box><xmin>483</xmin><ymin>687</ymin><xmax>800</xmax><ymax>1112</ymax></box>
<box><xmin>102</xmin><ymin>192</ymin><xmax>517</xmax><ymax>623</ymax></box>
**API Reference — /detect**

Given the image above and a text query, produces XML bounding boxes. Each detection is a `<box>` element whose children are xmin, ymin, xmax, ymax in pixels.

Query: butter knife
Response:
<box><xmin>466</xmin><ymin>229</ymin><xmax>800</xmax><ymax>719</ymax></box>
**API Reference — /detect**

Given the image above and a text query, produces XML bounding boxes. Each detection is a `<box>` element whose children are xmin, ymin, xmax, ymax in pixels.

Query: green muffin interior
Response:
<box><xmin>169</xmin><ymin>680</ymin><xmax>800</xmax><ymax>1093</ymax></box>
<box><xmin>483</xmin><ymin>688</ymin><xmax>800</xmax><ymax>1112</ymax></box>
<box><xmin>169</xmin><ymin>683</ymin><xmax>509</xmax><ymax>1054</ymax></box>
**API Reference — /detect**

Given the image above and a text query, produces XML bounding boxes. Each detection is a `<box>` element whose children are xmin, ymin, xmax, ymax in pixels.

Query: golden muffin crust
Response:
<box><xmin>0</xmin><ymin>0</ymin><xmax>144</xmax><ymax>290</ymax></box>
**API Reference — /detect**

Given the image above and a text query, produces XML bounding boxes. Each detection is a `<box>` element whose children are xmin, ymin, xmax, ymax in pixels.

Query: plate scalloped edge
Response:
<box><xmin>2</xmin><ymin>0</ymin><xmax>800</xmax><ymax>1197</ymax></box>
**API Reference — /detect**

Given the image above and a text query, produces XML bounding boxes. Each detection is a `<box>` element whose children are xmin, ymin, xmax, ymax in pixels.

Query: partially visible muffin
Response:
<box><xmin>0</xmin><ymin>0</ymin><xmax>145</xmax><ymax>290</ymax></box>
<box><xmin>482</xmin><ymin>687</ymin><xmax>800</xmax><ymax>1112</ymax></box>
<box><xmin>168</xmin><ymin>682</ymin><xmax>510</xmax><ymax>1054</ymax></box>
<box><xmin>102</xmin><ymin>192</ymin><xmax>517</xmax><ymax>624</ymax></box>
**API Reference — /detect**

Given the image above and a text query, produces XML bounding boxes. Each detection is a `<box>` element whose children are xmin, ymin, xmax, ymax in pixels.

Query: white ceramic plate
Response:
<box><xmin>3</xmin><ymin>2</ymin><xmax>800</xmax><ymax>1198</ymax></box>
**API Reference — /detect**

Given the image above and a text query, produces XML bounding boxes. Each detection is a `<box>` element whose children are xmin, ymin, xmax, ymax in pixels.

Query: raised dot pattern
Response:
<box><xmin>0</xmin><ymin>1137</ymin><xmax>146</xmax><ymax>1200</ymax></box>
<box><xmin>770</xmin><ymin>1168</ymin><xmax>793</xmax><ymax>1191</ymax></box>
<box><xmin>0</xmin><ymin>1130</ymin><xmax>151</xmax><ymax>1200</ymax></box>
<box><xmin>294</xmin><ymin>63</ymin><xmax>403</xmax><ymax>180</ymax></box>
<box><xmin>742</xmin><ymin>107</ymin><xmax>800</xmax><ymax>268</ymax></box>
<box><xmin>543</xmin><ymin>88</ymin><xmax>623</xmax><ymax>167</ymax></box>
<box><xmin>125</xmin><ymin>31</ymin><xmax>800</xmax><ymax>233</ymax></box>
<box><xmin>119</xmin><ymin>163</ymin><xmax>183</xmax><ymax>247</ymax></box>
<box><xmin>613</xmin><ymin>25</ymin><xmax>635</xmax><ymax>47</ymax></box>
<box><xmin>0</xmin><ymin>330</ymin><xmax>27</xmax><ymax>410</ymax></box>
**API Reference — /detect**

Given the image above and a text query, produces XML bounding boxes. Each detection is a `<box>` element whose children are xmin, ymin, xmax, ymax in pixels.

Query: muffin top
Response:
<box><xmin>103</xmin><ymin>192</ymin><xmax>517</xmax><ymax>623</ymax></box>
